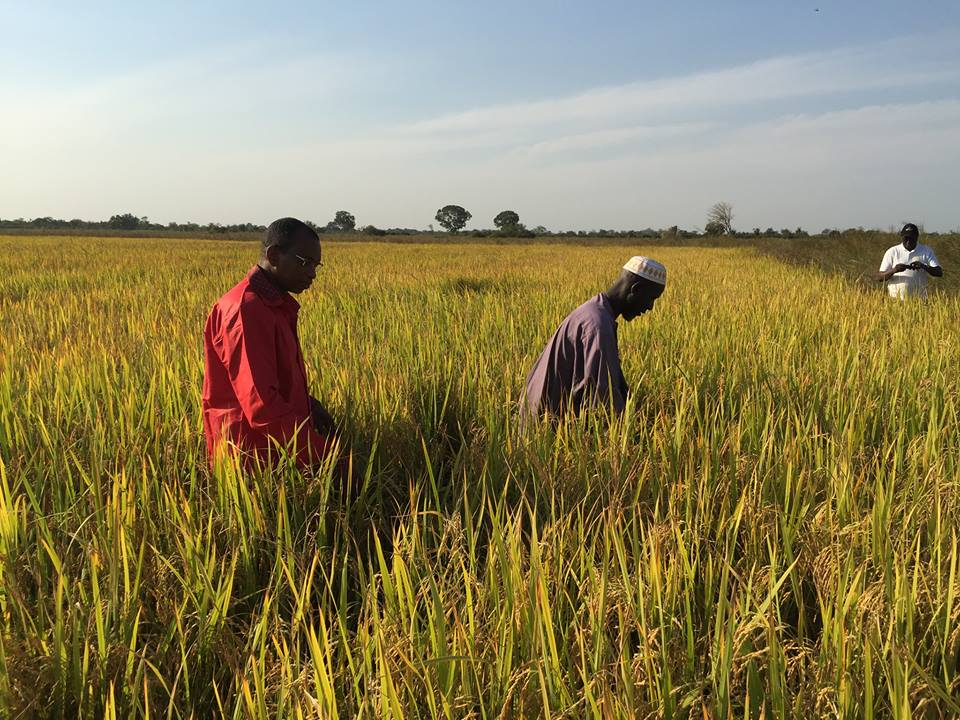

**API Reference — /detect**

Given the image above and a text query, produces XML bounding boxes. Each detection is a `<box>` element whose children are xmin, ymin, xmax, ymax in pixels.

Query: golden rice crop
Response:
<box><xmin>1</xmin><ymin>235</ymin><xmax>959</xmax><ymax>718</ymax></box>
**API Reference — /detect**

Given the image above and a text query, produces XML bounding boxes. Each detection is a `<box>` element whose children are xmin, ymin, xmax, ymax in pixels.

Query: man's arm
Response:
<box><xmin>877</xmin><ymin>249</ymin><xmax>906</xmax><ymax>282</ymax></box>
<box><xmin>909</xmin><ymin>260</ymin><xmax>943</xmax><ymax>278</ymax></box>
<box><xmin>574</xmin><ymin>325</ymin><xmax>627</xmax><ymax>416</ymax></box>
<box><xmin>877</xmin><ymin>263</ymin><xmax>909</xmax><ymax>282</ymax></box>
<box><xmin>222</xmin><ymin>303</ymin><xmax>328</xmax><ymax>463</ymax></box>
<box><xmin>310</xmin><ymin>396</ymin><xmax>338</xmax><ymax>435</ymax></box>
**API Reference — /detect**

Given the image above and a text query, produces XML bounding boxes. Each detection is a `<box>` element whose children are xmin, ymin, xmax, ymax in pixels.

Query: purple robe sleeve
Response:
<box><xmin>574</xmin><ymin>324</ymin><xmax>627</xmax><ymax>415</ymax></box>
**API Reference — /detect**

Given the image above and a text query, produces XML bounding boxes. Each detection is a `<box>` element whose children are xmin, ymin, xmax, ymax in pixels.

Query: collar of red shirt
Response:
<box><xmin>246</xmin><ymin>266</ymin><xmax>300</xmax><ymax>312</ymax></box>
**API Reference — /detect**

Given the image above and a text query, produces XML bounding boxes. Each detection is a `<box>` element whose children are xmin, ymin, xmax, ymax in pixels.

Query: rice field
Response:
<box><xmin>1</xmin><ymin>234</ymin><xmax>959</xmax><ymax>718</ymax></box>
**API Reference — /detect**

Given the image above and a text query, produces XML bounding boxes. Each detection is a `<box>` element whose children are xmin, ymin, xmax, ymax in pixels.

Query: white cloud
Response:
<box><xmin>0</xmin><ymin>44</ymin><xmax>377</xmax><ymax>154</ymax></box>
<box><xmin>402</xmin><ymin>34</ymin><xmax>959</xmax><ymax>137</ymax></box>
<box><xmin>1</xmin><ymin>31</ymin><xmax>958</xmax><ymax>230</ymax></box>
<box><xmin>279</xmin><ymin>100</ymin><xmax>960</xmax><ymax>231</ymax></box>
<box><xmin>511</xmin><ymin>122</ymin><xmax>715</xmax><ymax>157</ymax></box>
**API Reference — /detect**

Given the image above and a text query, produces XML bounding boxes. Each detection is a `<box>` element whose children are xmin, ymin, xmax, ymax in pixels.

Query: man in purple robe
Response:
<box><xmin>522</xmin><ymin>256</ymin><xmax>666</xmax><ymax>421</ymax></box>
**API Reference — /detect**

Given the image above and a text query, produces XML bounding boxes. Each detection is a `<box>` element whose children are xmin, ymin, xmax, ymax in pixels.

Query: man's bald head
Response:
<box><xmin>262</xmin><ymin>217</ymin><xmax>319</xmax><ymax>256</ymax></box>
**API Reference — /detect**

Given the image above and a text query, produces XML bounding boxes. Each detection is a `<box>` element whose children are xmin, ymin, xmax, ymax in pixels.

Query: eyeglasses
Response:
<box><xmin>293</xmin><ymin>253</ymin><xmax>324</xmax><ymax>271</ymax></box>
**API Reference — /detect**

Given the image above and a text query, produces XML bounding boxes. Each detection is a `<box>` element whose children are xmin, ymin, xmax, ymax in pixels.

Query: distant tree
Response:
<box><xmin>795</xmin><ymin>227</ymin><xmax>808</xmax><ymax>238</ymax></box>
<box><xmin>704</xmin><ymin>220</ymin><xmax>725</xmax><ymax>236</ymax></box>
<box><xmin>780</xmin><ymin>228</ymin><xmax>792</xmax><ymax>238</ymax></box>
<box><xmin>752</xmin><ymin>227</ymin><xmax>761</xmax><ymax>236</ymax></box>
<box><xmin>532</xmin><ymin>225</ymin><xmax>547</xmax><ymax>235</ymax></box>
<box><xmin>108</xmin><ymin>213</ymin><xmax>141</xmax><ymax>230</ymax></box>
<box><xmin>435</xmin><ymin>205</ymin><xmax>471</xmax><ymax>233</ymax></box>
<box><xmin>661</xmin><ymin>225</ymin><xmax>679</xmax><ymax>241</ymax></box>
<box><xmin>494</xmin><ymin>210</ymin><xmax>520</xmax><ymax>231</ymax></box>
<box><xmin>361</xmin><ymin>224</ymin><xmax>386</xmax><ymax>236</ymax></box>
<box><xmin>332</xmin><ymin>210</ymin><xmax>356</xmax><ymax>232</ymax></box>
<box><xmin>706</xmin><ymin>202</ymin><xmax>734</xmax><ymax>235</ymax></box>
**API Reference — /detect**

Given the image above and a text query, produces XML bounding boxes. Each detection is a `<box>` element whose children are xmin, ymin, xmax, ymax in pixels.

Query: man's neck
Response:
<box><xmin>256</xmin><ymin>262</ymin><xmax>286</xmax><ymax>292</ymax></box>
<box><xmin>602</xmin><ymin>289</ymin><xmax>623</xmax><ymax>320</ymax></box>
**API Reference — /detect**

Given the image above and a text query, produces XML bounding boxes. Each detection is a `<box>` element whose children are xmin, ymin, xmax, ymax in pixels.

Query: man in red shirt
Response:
<box><xmin>202</xmin><ymin>217</ymin><xmax>335</xmax><ymax>468</ymax></box>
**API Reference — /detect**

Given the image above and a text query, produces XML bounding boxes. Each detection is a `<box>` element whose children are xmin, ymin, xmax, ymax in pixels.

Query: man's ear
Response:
<box><xmin>264</xmin><ymin>245</ymin><xmax>280</xmax><ymax>267</ymax></box>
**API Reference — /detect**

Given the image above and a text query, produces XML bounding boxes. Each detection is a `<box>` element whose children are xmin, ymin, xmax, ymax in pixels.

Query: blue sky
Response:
<box><xmin>2</xmin><ymin>1</ymin><xmax>959</xmax><ymax>231</ymax></box>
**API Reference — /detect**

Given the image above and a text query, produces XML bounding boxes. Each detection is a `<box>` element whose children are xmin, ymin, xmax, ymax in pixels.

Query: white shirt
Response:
<box><xmin>879</xmin><ymin>243</ymin><xmax>940</xmax><ymax>299</ymax></box>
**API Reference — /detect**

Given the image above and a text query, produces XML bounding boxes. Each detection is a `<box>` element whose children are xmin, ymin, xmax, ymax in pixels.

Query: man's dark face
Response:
<box><xmin>622</xmin><ymin>279</ymin><xmax>664</xmax><ymax>321</ymax></box>
<box><xmin>902</xmin><ymin>232</ymin><xmax>919</xmax><ymax>251</ymax></box>
<box><xmin>267</xmin><ymin>232</ymin><xmax>322</xmax><ymax>294</ymax></box>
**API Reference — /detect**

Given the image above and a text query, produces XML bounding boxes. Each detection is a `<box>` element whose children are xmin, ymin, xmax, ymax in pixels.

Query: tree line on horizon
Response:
<box><xmin>0</xmin><ymin>205</ymin><xmax>952</xmax><ymax>239</ymax></box>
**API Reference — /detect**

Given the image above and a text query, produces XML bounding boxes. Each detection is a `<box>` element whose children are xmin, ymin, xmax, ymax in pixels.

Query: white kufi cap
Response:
<box><xmin>623</xmin><ymin>256</ymin><xmax>666</xmax><ymax>285</ymax></box>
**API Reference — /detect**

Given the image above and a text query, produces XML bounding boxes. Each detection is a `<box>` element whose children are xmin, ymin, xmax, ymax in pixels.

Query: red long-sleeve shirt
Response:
<box><xmin>202</xmin><ymin>266</ymin><xmax>329</xmax><ymax>467</ymax></box>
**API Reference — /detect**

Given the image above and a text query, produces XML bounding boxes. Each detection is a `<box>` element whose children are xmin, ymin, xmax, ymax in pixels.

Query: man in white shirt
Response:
<box><xmin>877</xmin><ymin>223</ymin><xmax>943</xmax><ymax>299</ymax></box>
